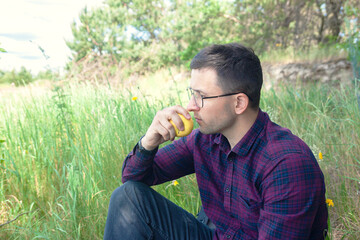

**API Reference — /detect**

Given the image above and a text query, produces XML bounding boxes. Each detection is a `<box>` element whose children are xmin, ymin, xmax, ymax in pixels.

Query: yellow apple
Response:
<box><xmin>170</xmin><ymin>114</ymin><xmax>194</xmax><ymax>137</ymax></box>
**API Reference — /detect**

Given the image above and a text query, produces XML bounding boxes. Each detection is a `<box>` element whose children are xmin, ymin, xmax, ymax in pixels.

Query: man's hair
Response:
<box><xmin>190</xmin><ymin>43</ymin><xmax>263</xmax><ymax>109</ymax></box>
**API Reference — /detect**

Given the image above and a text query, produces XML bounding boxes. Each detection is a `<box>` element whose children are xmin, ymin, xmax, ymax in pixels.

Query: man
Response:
<box><xmin>103</xmin><ymin>43</ymin><xmax>328</xmax><ymax>239</ymax></box>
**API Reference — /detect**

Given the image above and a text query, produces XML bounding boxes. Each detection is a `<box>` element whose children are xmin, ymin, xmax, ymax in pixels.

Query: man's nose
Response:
<box><xmin>186</xmin><ymin>96</ymin><xmax>200</xmax><ymax>112</ymax></box>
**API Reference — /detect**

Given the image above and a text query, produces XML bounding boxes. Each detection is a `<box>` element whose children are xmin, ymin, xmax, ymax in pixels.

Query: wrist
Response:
<box><xmin>139</xmin><ymin>136</ymin><xmax>157</xmax><ymax>153</ymax></box>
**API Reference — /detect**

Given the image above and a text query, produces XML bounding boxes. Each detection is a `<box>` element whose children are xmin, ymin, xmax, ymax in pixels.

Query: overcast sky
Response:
<box><xmin>0</xmin><ymin>0</ymin><xmax>104</xmax><ymax>74</ymax></box>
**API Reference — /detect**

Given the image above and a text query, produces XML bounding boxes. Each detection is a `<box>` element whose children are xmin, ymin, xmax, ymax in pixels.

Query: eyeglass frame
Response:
<box><xmin>187</xmin><ymin>87</ymin><xmax>253</xmax><ymax>108</ymax></box>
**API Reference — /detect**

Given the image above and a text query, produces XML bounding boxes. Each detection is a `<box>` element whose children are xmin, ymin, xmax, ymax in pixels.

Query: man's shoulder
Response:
<box><xmin>261</xmin><ymin>120</ymin><xmax>313</xmax><ymax>161</ymax></box>
<box><xmin>255</xmin><ymin>120</ymin><xmax>322</xmax><ymax>183</ymax></box>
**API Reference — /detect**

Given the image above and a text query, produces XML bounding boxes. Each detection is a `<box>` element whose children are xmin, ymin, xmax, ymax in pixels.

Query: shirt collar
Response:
<box><xmin>214</xmin><ymin>109</ymin><xmax>268</xmax><ymax>156</ymax></box>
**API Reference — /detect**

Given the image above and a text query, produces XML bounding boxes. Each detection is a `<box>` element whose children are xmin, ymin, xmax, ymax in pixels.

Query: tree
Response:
<box><xmin>66</xmin><ymin>0</ymin><xmax>359</xmax><ymax>76</ymax></box>
<box><xmin>66</xmin><ymin>5</ymin><xmax>127</xmax><ymax>61</ymax></box>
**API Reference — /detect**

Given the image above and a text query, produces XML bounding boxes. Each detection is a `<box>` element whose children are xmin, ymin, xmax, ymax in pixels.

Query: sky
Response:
<box><xmin>0</xmin><ymin>0</ymin><xmax>105</xmax><ymax>74</ymax></box>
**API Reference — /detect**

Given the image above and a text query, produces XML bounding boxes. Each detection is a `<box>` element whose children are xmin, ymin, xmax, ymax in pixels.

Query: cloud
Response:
<box><xmin>19</xmin><ymin>55</ymin><xmax>43</xmax><ymax>60</ymax></box>
<box><xmin>0</xmin><ymin>0</ymin><xmax>104</xmax><ymax>74</ymax></box>
<box><xmin>0</xmin><ymin>33</ymin><xmax>38</xmax><ymax>41</ymax></box>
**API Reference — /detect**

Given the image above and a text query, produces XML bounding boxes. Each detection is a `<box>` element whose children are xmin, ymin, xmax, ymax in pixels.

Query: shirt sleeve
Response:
<box><xmin>121</xmin><ymin>132</ymin><xmax>196</xmax><ymax>186</ymax></box>
<box><xmin>257</xmin><ymin>152</ymin><xmax>328</xmax><ymax>240</ymax></box>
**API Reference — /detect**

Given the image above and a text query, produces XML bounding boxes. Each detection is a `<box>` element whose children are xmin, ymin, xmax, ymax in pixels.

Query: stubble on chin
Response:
<box><xmin>198</xmin><ymin>125</ymin><xmax>217</xmax><ymax>135</ymax></box>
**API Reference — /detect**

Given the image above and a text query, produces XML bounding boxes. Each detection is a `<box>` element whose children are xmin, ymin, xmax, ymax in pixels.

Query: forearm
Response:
<box><xmin>121</xmin><ymin>139</ymin><xmax>158</xmax><ymax>185</ymax></box>
<box><xmin>121</xmin><ymin>135</ymin><xmax>195</xmax><ymax>186</ymax></box>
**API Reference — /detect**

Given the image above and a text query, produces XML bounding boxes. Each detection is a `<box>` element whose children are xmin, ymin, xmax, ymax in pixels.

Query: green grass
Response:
<box><xmin>0</xmin><ymin>80</ymin><xmax>359</xmax><ymax>239</ymax></box>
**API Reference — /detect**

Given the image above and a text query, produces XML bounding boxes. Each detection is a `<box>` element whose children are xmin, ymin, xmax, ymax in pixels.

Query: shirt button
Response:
<box><xmin>225</xmin><ymin>187</ymin><xmax>230</xmax><ymax>192</ymax></box>
<box><xmin>227</xmin><ymin>235</ymin><xmax>231</xmax><ymax>239</ymax></box>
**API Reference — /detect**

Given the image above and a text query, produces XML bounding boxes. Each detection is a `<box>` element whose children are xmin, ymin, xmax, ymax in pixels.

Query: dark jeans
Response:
<box><xmin>103</xmin><ymin>181</ymin><xmax>214</xmax><ymax>240</ymax></box>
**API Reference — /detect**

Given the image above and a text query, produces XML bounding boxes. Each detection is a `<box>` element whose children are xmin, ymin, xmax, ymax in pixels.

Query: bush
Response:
<box><xmin>36</xmin><ymin>69</ymin><xmax>58</xmax><ymax>81</ymax></box>
<box><xmin>0</xmin><ymin>67</ymin><xmax>34</xmax><ymax>86</ymax></box>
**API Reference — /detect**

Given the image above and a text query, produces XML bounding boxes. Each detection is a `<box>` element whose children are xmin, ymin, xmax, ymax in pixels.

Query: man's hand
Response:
<box><xmin>141</xmin><ymin>105</ymin><xmax>191</xmax><ymax>150</ymax></box>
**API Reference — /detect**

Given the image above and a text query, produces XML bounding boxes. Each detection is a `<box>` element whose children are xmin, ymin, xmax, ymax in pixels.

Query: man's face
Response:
<box><xmin>187</xmin><ymin>68</ymin><xmax>237</xmax><ymax>135</ymax></box>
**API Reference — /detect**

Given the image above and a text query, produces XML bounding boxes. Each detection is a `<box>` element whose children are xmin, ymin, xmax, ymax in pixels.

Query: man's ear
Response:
<box><xmin>234</xmin><ymin>93</ymin><xmax>249</xmax><ymax>114</ymax></box>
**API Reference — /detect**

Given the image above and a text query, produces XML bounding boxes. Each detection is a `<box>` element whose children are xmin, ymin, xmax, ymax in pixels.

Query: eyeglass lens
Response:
<box><xmin>187</xmin><ymin>88</ymin><xmax>202</xmax><ymax>108</ymax></box>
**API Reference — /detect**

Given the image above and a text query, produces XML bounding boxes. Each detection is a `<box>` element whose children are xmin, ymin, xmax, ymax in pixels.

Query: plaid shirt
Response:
<box><xmin>122</xmin><ymin>110</ymin><xmax>328</xmax><ymax>239</ymax></box>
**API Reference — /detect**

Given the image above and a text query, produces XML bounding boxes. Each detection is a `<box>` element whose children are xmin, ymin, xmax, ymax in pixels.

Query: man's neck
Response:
<box><xmin>224</xmin><ymin>108</ymin><xmax>259</xmax><ymax>149</ymax></box>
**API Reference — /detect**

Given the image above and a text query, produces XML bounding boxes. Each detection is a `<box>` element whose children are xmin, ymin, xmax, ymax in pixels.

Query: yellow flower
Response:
<box><xmin>173</xmin><ymin>180</ymin><xmax>179</xmax><ymax>186</ymax></box>
<box><xmin>326</xmin><ymin>199</ymin><xmax>334</xmax><ymax>207</ymax></box>
<box><xmin>165</xmin><ymin>180</ymin><xmax>180</xmax><ymax>189</ymax></box>
<box><xmin>319</xmin><ymin>152</ymin><xmax>323</xmax><ymax>160</ymax></box>
<box><xmin>131</xmin><ymin>96</ymin><xmax>138</xmax><ymax>101</ymax></box>
<box><xmin>276</xmin><ymin>43</ymin><xmax>282</xmax><ymax>47</ymax></box>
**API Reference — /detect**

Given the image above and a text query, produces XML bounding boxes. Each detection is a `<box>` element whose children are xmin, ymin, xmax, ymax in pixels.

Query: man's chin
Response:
<box><xmin>198</xmin><ymin>127</ymin><xmax>216</xmax><ymax>135</ymax></box>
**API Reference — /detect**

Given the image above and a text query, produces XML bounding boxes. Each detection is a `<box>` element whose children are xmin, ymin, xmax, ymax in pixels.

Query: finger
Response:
<box><xmin>168</xmin><ymin>126</ymin><xmax>176</xmax><ymax>141</ymax></box>
<box><xmin>159</xmin><ymin>117</ymin><xmax>177</xmax><ymax>139</ymax></box>
<box><xmin>157</xmin><ymin>123</ymin><xmax>172</xmax><ymax>141</ymax></box>
<box><xmin>164</xmin><ymin>107</ymin><xmax>187</xmax><ymax>131</ymax></box>
<box><xmin>169</xmin><ymin>112</ymin><xmax>184</xmax><ymax>131</ymax></box>
<box><xmin>172</xmin><ymin>105</ymin><xmax>191</xmax><ymax>119</ymax></box>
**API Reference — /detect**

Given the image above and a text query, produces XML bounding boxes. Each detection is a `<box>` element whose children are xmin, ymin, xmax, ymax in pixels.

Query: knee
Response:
<box><xmin>109</xmin><ymin>181</ymin><xmax>150</xmax><ymax>206</ymax></box>
<box><xmin>120</xmin><ymin>180</ymin><xmax>150</xmax><ymax>195</ymax></box>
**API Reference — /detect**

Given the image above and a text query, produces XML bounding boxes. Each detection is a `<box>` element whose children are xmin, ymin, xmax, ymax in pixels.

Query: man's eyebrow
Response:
<box><xmin>191</xmin><ymin>87</ymin><xmax>205</xmax><ymax>95</ymax></box>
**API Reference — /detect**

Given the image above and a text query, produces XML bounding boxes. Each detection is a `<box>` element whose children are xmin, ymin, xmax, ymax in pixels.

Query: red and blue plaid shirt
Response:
<box><xmin>122</xmin><ymin>110</ymin><xmax>328</xmax><ymax>239</ymax></box>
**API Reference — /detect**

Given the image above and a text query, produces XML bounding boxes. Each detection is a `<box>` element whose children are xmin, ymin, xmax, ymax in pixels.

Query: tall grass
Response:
<box><xmin>0</xmin><ymin>81</ymin><xmax>359</xmax><ymax>239</ymax></box>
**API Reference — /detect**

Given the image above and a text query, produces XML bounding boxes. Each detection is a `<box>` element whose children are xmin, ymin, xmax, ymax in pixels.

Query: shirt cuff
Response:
<box><xmin>137</xmin><ymin>136</ymin><xmax>158</xmax><ymax>155</ymax></box>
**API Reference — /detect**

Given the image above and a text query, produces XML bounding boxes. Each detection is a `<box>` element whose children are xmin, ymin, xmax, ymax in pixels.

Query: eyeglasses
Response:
<box><xmin>187</xmin><ymin>87</ymin><xmax>252</xmax><ymax>108</ymax></box>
